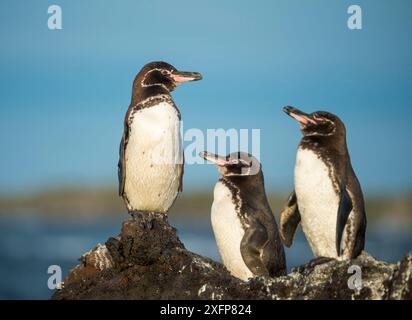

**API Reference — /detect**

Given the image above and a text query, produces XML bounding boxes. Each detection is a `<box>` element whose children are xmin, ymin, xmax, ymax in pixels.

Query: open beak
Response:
<box><xmin>199</xmin><ymin>151</ymin><xmax>226</xmax><ymax>166</ymax></box>
<box><xmin>283</xmin><ymin>106</ymin><xmax>317</xmax><ymax>125</ymax></box>
<box><xmin>170</xmin><ymin>70</ymin><xmax>203</xmax><ymax>83</ymax></box>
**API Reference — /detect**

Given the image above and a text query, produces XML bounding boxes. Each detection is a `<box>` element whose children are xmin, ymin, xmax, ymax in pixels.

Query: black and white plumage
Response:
<box><xmin>201</xmin><ymin>151</ymin><xmax>286</xmax><ymax>281</ymax></box>
<box><xmin>118</xmin><ymin>61</ymin><xmax>202</xmax><ymax>217</ymax></box>
<box><xmin>280</xmin><ymin>106</ymin><xmax>367</xmax><ymax>260</ymax></box>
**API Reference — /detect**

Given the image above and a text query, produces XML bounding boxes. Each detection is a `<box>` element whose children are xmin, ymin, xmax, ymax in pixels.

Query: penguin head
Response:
<box><xmin>134</xmin><ymin>61</ymin><xmax>202</xmax><ymax>92</ymax></box>
<box><xmin>283</xmin><ymin>106</ymin><xmax>346</xmax><ymax>138</ymax></box>
<box><xmin>199</xmin><ymin>151</ymin><xmax>261</xmax><ymax>177</ymax></box>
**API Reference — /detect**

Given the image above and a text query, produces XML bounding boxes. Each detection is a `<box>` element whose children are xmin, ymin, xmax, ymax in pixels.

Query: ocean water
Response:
<box><xmin>0</xmin><ymin>215</ymin><xmax>411</xmax><ymax>300</ymax></box>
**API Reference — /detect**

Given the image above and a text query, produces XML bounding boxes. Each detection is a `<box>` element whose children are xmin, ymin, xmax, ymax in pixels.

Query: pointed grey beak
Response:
<box><xmin>199</xmin><ymin>151</ymin><xmax>227</xmax><ymax>166</ymax></box>
<box><xmin>283</xmin><ymin>106</ymin><xmax>317</xmax><ymax>125</ymax></box>
<box><xmin>171</xmin><ymin>71</ymin><xmax>203</xmax><ymax>83</ymax></box>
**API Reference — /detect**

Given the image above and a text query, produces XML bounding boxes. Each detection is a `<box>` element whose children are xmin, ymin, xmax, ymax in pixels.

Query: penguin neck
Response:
<box><xmin>131</xmin><ymin>84</ymin><xmax>172</xmax><ymax>106</ymax></box>
<box><xmin>222</xmin><ymin>171</ymin><xmax>266</xmax><ymax>201</ymax></box>
<box><xmin>301</xmin><ymin>135</ymin><xmax>348</xmax><ymax>157</ymax></box>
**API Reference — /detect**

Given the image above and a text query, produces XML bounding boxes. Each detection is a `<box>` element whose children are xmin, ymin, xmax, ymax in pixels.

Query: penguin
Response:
<box><xmin>280</xmin><ymin>106</ymin><xmax>367</xmax><ymax>260</ymax></box>
<box><xmin>118</xmin><ymin>61</ymin><xmax>202</xmax><ymax>224</ymax></box>
<box><xmin>200</xmin><ymin>151</ymin><xmax>286</xmax><ymax>281</ymax></box>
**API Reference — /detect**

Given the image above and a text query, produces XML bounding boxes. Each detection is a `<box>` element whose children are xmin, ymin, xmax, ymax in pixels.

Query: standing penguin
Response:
<box><xmin>200</xmin><ymin>151</ymin><xmax>286</xmax><ymax>280</ymax></box>
<box><xmin>118</xmin><ymin>61</ymin><xmax>202</xmax><ymax>224</ymax></box>
<box><xmin>280</xmin><ymin>106</ymin><xmax>367</xmax><ymax>260</ymax></box>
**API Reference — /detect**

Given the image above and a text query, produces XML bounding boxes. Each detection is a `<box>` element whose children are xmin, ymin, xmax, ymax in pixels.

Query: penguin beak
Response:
<box><xmin>199</xmin><ymin>151</ymin><xmax>227</xmax><ymax>166</ymax></box>
<box><xmin>283</xmin><ymin>106</ymin><xmax>317</xmax><ymax>125</ymax></box>
<box><xmin>170</xmin><ymin>70</ymin><xmax>203</xmax><ymax>83</ymax></box>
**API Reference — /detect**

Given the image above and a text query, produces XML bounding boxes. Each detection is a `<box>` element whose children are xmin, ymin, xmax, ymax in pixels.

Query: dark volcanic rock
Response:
<box><xmin>52</xmin><ymin>217</ymin><xmax>411</xmax><ymax>300</ymax></box>
<box><xmin>389</xmin><ymin>253</ymin><xmax>412</xmax><ymax>300</ymax></box>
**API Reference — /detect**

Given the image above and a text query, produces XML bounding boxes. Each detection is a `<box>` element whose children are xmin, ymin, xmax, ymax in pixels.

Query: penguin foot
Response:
<box><xmin>130</xmin><ymin>211</ymin><xmax>154</xmax><ymax>230</ymax></box>
<box><xmin>129</xmin><ymin>211</ymin><xmax>167</xmax><ymax>230</ymax></box>
<box><xmin>292</xmin><ymin>256</ymin><xmax>335</xmax><ymax>273</ymax></box>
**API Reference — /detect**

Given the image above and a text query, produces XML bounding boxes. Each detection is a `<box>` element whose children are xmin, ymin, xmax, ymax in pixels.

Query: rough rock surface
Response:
<box><xmin>52</xmin><ymin>216</ymin><xmax>411</xmax><ymax>300</ymax></box>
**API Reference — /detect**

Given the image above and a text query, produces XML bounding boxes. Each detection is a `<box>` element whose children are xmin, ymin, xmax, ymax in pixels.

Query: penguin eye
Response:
<box><xmin>161</xmin><ymin>70</ymin><xmax>171</xmax><ymax>76</ymax></box>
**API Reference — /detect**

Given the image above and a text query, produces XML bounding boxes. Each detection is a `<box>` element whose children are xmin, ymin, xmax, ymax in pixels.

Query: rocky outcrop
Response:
<box><xmin>52</xmin><ymin>216</ymin><xmax>411</xmax><ymax>300</ymax></box>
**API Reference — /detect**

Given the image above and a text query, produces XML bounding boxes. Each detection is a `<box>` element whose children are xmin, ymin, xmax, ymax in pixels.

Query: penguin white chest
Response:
<box><xmin>211</xmin><ymin>181</ymin><xmax>254</xmax><ymax>281</ymax></box>
<box><xmin>124</xmin><ymin>102</ymin><xmax>182</xmax><ymax>213</ymax></box>
<box><xmin>295</xmin><ymin>148</ymin><xmax>339</xmax><ymax>258</ymax></box>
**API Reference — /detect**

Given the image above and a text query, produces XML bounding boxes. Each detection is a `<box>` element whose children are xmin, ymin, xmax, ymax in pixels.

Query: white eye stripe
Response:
<box><xmin>240</xmin><ymin>159</ymin><xmax>251</xmax><ymax>166</ymax></box>
<box><xmin>314</xmin><ymin>116</ymin><xmax>334</xmax><ymax>125</ymax></box>
<box><xmin>228</xmin><ymin>158</ymin><xmax>252</xmax><ymax>167</ymax></box>
<box><xmin>141</xmin><ymin>68</ymin><xmax>173</xmax><ymax>87</ymax></box>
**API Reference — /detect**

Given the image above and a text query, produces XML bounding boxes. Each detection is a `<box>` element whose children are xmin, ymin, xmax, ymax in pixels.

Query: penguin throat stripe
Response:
<box><xmin>129</xmin><ymin>94</ymin><xmax>180</xmax><ymax>122</ymax></box>
<box><xmin>221</xmin><ymin>178</ymin><xmax>247</xmax><ymax>225</ymax></box>
<box><xmin>133</xmin><ymin>94</ymin><xmax>173</xmax><ymax>109</ymax></box>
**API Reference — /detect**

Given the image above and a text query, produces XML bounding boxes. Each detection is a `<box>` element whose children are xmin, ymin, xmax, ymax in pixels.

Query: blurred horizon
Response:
<box><xmin>1</xmin><ymin>186</ymin><xmax>412</xmax><ymax>229</ymax></box>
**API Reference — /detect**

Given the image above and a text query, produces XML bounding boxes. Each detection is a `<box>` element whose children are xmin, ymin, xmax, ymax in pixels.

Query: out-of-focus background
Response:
<box><xmin>1</xmin><ymin>0</ymin><xmax>411</xmax><ymax>299</ymax></box>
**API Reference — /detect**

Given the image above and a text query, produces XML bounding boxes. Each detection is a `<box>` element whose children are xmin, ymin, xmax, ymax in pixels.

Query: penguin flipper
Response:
<box><xmin>279</xmin><ymin>191</ymin><xmax>301</xmax><ymax>247</ymax></box>
<box><xmin>350</xmin><ymin>208</ymin><xmax>367</xmax><ymax>258</ymax></box>
<box><xmin>178</xmin><ymin>152</ymin><xmax>184</xmax><ymax>192</ymax></box>
<box><xmin>118</xmin><ymin>107</ymin><xmax>132</xmax><ymax>198</ymax></box>
<box><xmin>240</xmin><ymin>221</ymin><xmax>269</xmax><ymax>277</ymax></box>
<box><xmin>336</xmin><ymin>184</ymin><xmax>353</xmax><ymax>256</ymax></box>
<box><xmin>118</xmin><ymin>132</ymin><xmax>126</xmax><ymax>197</ymax></box>
<box><xmin>343</xmin><ymin>171</ymin><xmax>367</xmax><ymax>258</ymax></box>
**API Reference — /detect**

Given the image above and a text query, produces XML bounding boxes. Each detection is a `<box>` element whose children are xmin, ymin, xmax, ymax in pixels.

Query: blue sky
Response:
<box><xmin>0</xmin><ymin>0</ymin><xmax>411</xmax><ymax>195</ymax></box>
